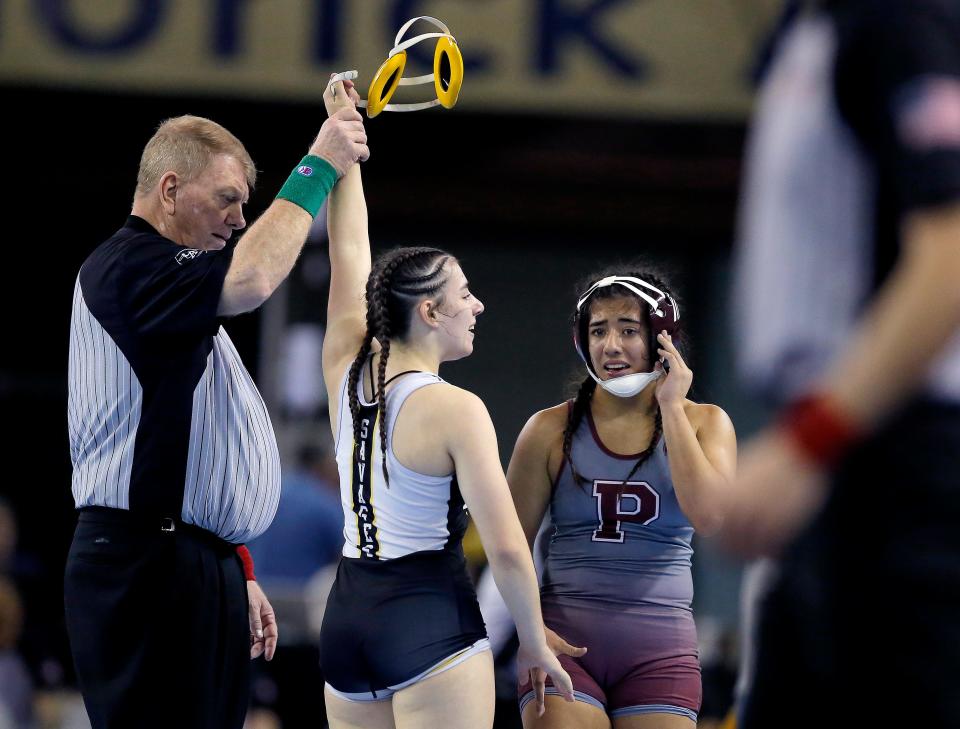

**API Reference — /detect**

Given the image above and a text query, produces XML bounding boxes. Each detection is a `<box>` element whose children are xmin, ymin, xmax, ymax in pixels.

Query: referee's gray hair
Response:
<box><xmin>135</xmin><ymin>115</ymin><xmax>257</xmax><ymax>196</ymax></box>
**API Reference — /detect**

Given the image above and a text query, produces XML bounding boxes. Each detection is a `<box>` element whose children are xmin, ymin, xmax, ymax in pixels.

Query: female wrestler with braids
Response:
<box><xmin>509</xmin><ymin>266</ymin><xmax>737</xmax><ymax>728</ymax></box>
<box><xmin>316</xmin><ymin>78</ymin><xmax>576</xmax><ymax>729</ymax></box>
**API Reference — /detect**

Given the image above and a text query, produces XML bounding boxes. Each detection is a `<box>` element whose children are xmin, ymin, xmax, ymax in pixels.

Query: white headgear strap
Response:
<box><xmin>327</xmin><ymin>16</ymin><xmax>460</xmax><ymax>114</ymax></box>
<box><xmin>574</xmin><ymin>275</ymin><xmax>677</xmax><ymax>398</ymax></box>
<box><xmin>575</xmin><ymin>276</ymin><xmax>673</xmax><ymax>319</ymax></box>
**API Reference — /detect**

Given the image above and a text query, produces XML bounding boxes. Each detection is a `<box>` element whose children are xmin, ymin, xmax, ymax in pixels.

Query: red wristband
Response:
<box><xmin>779</xmin><ymin>394</ymin><xmax>861</xmax><ymax>468</ymax></box>
<box><xmin>236</xmin><ymin>545</ymin><xmax>256</xmax><ymax>581</ymax></box>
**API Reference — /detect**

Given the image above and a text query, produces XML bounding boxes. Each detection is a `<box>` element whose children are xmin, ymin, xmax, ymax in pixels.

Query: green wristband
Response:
<box><xmin>276</xmin><ymin>155</ymin><xmax>337</xmax><ymax>217</ymax></box>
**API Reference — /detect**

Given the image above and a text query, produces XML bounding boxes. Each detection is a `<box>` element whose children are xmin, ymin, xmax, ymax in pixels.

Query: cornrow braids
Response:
<box><xmin>347</xmin><ymin>246</ymin><xmax>452</xmax><ymax>488</ymax></box>
<box><xmin>345</xmin><ymin>265</ymin><xmax>390</xmax><ymax>449</ymax></box>
<box><xmin>375</xmin><ymin>333</ymin><xmax>391</xmax><ymax>486</ymax></box>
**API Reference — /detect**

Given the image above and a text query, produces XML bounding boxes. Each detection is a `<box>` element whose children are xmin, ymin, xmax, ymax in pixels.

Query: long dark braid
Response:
<box><xmin>562</xmin><ymin>378</ymin><xmax>663</xmax><ymax>487</ymax></box>
<box><xmin>346</xmin><ymin>326</ymin><xmax>376</xmax><ymax>470</ymax></box>
<box><xmin>347</xmin><ymin>246</ymin><xmax>451</xmax><ymax>486</ymax></box>
<box><xmin>562</xmin><ymin>377</ymin><xmax>596</xmax><ymax>485</ymax></box>
<box><xmin>621</xmin><ymin>408</ymin><xmax>663</xmax><ymax>483</ymax></box>
<box><xmin>369</xmin><ymin>264</ymin><xmax>396</xmax><ymax>486</ymax></box>
<box><xmin>564</xmin><ymin>263</ymin><xmax>681</xmax><ymax>488</ymax></box>
<box><xmin>346</xmin><ymin>267</ymin><xmax>390</xmax><ymax>479</ymax></box>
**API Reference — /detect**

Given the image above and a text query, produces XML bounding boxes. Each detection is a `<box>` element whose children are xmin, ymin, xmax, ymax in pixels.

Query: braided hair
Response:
<box><xmin>347</xmin><ymin>246</ymin><xmax>452</xmax><ymax>486</ymax></box>
<box><xmin>562</xmin><ymin>265</ymin><xmax>682</xmax><ymax>488</ymax></box>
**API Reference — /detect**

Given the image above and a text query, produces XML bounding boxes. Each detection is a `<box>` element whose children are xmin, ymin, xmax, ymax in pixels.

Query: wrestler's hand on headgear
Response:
<box><xmin>309</xmin><ymin>106</ymin><xmax>370</xmax><ymax>178</ymax></box>
<box><xmin>323</xmin><ymin>75</ymin><xmax>362</xmax><ymax>117</ymax></box>
<box><xmin>654</xmin><ymin>331</ymin><xmax>693</xmax><ymax>407</ymax></box>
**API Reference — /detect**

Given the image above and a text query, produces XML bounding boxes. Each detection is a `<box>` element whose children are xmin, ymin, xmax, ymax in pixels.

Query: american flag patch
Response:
<box><xmin>894</xmin><ymin>75</ymin><xmax>960</xmax><ymax>151</ymax></box>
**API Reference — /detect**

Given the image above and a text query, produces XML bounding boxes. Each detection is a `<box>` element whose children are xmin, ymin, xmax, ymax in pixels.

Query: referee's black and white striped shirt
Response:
<box><xmin>67</xmin><ymin>215</ymin><xmax>280</xmax><ymax>543</ymax></box>
<box><xmin>734</xmin><ymin>0</ymin><xmax>960</xmax><ymax>405</ymax></box>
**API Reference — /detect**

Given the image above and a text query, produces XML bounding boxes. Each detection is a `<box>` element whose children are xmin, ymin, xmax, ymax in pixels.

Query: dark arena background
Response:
<box><xmin>1</xmin><ymin>2</ymin><xmax>781</xmax><ymax>727</ymax></box>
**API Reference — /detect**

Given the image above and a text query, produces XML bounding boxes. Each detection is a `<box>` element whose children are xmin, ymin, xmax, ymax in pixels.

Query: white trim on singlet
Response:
<box><xmin>519</xmin><ymin>689</ymin><xmax>605</xmax><ymax>714</ymax></box>
<box><xmin>518</xmin><ymin>689</ymin><xmax>698</xmax><ymax>722</ymax></box>
<box><xmin>611</xmin><ymin>704</ymin><xmax>698</xmax><ymax>721</ymax></box>
<box><xmin>325</xmin><ymin>638</ymin><xmax>491</xmax><ymax>702</ymax></box>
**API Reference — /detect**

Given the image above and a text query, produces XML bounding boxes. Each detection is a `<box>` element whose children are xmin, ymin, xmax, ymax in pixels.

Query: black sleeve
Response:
<box><xmin>117</xmin><ymin>233</ymin><xmax>233</xmax><ymax>339</ymax></box>
<box><xmin>835</xmin><ymin>0</ymin><xmax>960</xmax><ymax>212</ymax></box>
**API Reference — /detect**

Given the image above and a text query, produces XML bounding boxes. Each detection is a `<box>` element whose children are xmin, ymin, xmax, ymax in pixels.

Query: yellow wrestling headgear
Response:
<box><xmin>328</xmin><ymin>16</ymin><xmax>463</xmax><ymax>118</ymax></box>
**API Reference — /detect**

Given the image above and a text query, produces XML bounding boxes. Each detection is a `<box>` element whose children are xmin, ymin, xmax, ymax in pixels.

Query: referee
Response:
<box><xmin>723</xmin><ymin>0</ymin><xmax>960</xmax><ymax>725</ymax></box>
<box><xmin>65</xmin><ymin>111</ymin><xmax>368</xmax><ymax>729</ymax></box>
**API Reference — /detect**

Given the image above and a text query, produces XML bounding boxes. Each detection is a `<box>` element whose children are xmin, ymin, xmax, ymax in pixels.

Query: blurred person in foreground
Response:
<box><xmin>724</xmin><ymin>0</ymin><xmax>960</xmax><ymax>725</ymax></box>
<box><xmin>64</xmin><ymin>109</ymin><xmax>368</xmax><ymax>729</ymax></box>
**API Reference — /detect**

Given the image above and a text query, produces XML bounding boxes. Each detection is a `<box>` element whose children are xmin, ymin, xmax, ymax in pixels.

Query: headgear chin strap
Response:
<box><xmin>328</xmin><ymin>16</ymin><xmax>463</xmax><ymax>118</ymax></box>
<box><xmin>572</xmin><ymin>276</ymin><xmax>681</xmax><ymax>398</ymax></box>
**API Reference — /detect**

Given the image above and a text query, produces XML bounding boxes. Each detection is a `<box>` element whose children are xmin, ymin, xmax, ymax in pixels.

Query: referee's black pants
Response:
<box><xmin>741</xmin><ymin>400</ymin><xmax>960</xmax><ymax>728</ymax></box>
<box><xmin>64</xmin><ymin>507</ymin><xmax>250</xmax><ymax>729</ymax></box>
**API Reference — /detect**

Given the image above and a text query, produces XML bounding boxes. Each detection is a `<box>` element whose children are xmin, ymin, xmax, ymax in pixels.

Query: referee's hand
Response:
<box><xmin>310</xmin><ymin>106</ymin><xmax>369</xmax><ymax>178</ymax></box>
<box><xmin>247</xmin><ymin>580</ymin><xmax>278</xmax><ymax>660</ymax></box>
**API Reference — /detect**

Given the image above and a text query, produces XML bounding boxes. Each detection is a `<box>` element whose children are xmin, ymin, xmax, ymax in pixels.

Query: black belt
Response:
<box><xmin>78</xmin><ymin>506</ymin><xmax>236</xmax><ymax>553</ymax></box>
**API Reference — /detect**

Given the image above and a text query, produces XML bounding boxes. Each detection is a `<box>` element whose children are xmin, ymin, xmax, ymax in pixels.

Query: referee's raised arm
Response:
<box><xmin>64</xmin><ymin>112</ymin><xmax>367</xmax><ymax>729</ymax></box>
<box><xmin>217</xmin><ymin>107</ymin><xmax>368</xmax><ymax>317</ymax></box>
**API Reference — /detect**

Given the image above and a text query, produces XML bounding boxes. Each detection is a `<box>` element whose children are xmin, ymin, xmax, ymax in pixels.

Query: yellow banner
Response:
<box><xmin>0</xmin><ymin>0</ymin><xmax>780</xmax><ymax>119</ymax></box>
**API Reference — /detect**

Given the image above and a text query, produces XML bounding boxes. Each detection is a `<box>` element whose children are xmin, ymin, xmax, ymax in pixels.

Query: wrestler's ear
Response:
<box><xmin>417</xmin><ymin>298</ymin><xmax>441</xmax><ymax>330</ymax></box>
